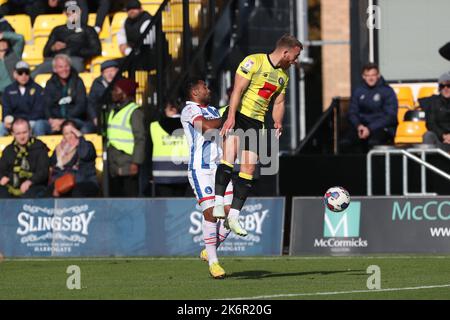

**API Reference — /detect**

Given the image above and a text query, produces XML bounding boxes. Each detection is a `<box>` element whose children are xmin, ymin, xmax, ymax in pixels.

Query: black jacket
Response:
<box><xmin>2</xmin><ymin>80</ymin><xmax>45</xmax><ymax>121</ymax></box>
<box><xmin>425</xmin><ymin>95</ymin><xmax>450</xmax><ymax>140</ymax></box>
<box><xmin>0</xmin><ymin>139</ymin><xmax>49</xmax><ymax>186</ymax></box>
<box><xmin>87</xmin><ymin>75</ymin><xmax>109</xmax><ymax>121</ymax></box>
<box><xmin>43</xmin><ymin>69</ymin><xmax>88</xmax><ymax>120</ymax></box>
<box><xmin>50</xmin><ymin>136</ymin><xmax>98</xmax><ymax>184</ymax></box>
<box><xmin>43</xmin><ymin>24</ymin><xmax>101</xmax><ymax>60</ymax></box>
<box><xmin>348</xmin><ymin>76</ymin><xmax>398</xmax><ymax>136</ymax></box>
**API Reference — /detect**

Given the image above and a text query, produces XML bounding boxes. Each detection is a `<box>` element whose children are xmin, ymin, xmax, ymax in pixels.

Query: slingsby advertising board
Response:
<box><xmin>0</xmin><ymin>198</ymin><xmax>285</xmax><ymax>257</ymax></box>
<box><xmin>290</xmin><ymin>197</ymin><xmax>450</xmax><ymax>255</ymax></box>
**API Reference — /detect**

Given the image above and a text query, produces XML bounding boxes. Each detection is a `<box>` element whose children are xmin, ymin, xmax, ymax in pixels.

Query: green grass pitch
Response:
<box><xmin>1</xmin><ymin>256</ymin><xmax>450</xmax><ymax>299</ymax></box>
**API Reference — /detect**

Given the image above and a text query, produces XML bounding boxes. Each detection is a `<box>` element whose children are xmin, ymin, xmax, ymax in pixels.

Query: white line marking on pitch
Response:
<box><xmin>219</xmin><ymin>284</ymin><xmax>450</xmax><ymax>300</ymax></box>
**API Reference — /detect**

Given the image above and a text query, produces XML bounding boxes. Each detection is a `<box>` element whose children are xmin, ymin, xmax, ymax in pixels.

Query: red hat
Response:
<box><xmin>114</xmin><ymin>78</ymin><xmax>138</xmax><ymax>97</ymax></box>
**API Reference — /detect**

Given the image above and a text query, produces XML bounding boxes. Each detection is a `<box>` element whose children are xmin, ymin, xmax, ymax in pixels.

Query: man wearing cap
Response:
<box><xmin>107</xmin><ymin>78</ymin><xmax>146</xmax><ymax>197</ymax></box>
<box><xmin>0</xmin><ymin>30</ymin><xmax>24</xmax><ymax>97</ymax></box>
<box><xmin>423</xmin><ymin>71</ymin><xmax>450</xmax><ymax>152</ymax></box>
<box><xmin>43</xmin><ymin>54</ymin><xmax>94</xmax><ymax>134</ymax></box>
<box><xmin>32</xmin><ymin>0</ymin><xmax>101</xmax><ymax>76</ymax></box>
<box><xmin>87</xmin><ymin>60</ymin><xmax>120</xmax><ymax>128</ymax></box>
<box><xmin>117</xmin><ymin>0</ymin><xmax>156</xmax><ymax>70</ymax></box>
<box><xmin>1</xmin><ymin>61</ymin><xmax>50</xmax><ymax>136</ymax></box>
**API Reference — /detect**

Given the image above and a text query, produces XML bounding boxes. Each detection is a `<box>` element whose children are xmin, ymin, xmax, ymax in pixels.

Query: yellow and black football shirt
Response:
<box><xmin>236</xmin><ymin>53</ymin><xmax>289</xmax><ymax>122</ymax></box>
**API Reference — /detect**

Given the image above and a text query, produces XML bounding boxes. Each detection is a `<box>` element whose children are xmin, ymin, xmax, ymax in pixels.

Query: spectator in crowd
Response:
<box><xmin>117</xmin><ymin>0</ymin><xmax>156</xmax><ymax>71</ymax></box>
<box><xmin>341</xmin><ymin>63</ymin><xmax>398</xmax><ymax>153</ymax></box>
<box><xmin>48</xmin><ymin>120</ymin><xmax>99</xmax><ymax>197</ymax></box>
<box><xmin>423</xmin><ymin>71</ymin><xmax>450</xmax><ymax>152</ymax></box>
<box><xmin>149</xmin><ymin>100</ymin><xmax>190</xmax><ymax>197</ymax></box>
<box><xmin>107</xmin><ymin>78</ymin><xmax>145</xmax><ymax>197</ymax></box>
<box><xmin>0</xmin><ymin>30</ymin><xmax>24</xmax><ymax>97</ymax></box>
<box><xmin>0</xmin><ymin>118</ymin><xmax>49</xmax><ymax>198</ymax></box>
<box><xmin>0</xmin><ymin>0</ymin><xmax>34</xmax><ymax>17</ymax></box>
<box><xmin>0</xmin><ymin>13</ymin><xmax>14</xmax><ymax>32</ymax></box>
<box><xmin>43</xmin><ymin>54</ymin><xmax>95</xmax><ymax>134</ymax></box>
<box><xmin>32</xmin><ymin>1</ymin><xmax>101</xmax><ymax>76</ymax></box>
<box><xmin>88</xmin><ymin>60</ymin><xmax>120</xmax><ymax>128</ymax></box>
<box><xmin>1</xmin><ymin>61</ymin><xmax>50</xmax><ymax>136</ymax></box>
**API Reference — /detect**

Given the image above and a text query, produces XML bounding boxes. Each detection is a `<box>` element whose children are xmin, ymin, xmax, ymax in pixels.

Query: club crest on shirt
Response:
<box><xmin>373</xmin><ymin>93</ymin><xmax>381</xmax><ymax>102</ymax></box>
<box><xmin>278</xmin><ymin>77</ymin><xmax>285</xmax><ymax>85</ymax></box>
<box><xmin>29</xmin><ymin>88</ymin><xmax>35</xmax><ymax>96</ymax></box>
<box><xmin>360</xmin><ymin>94</ymin><xmax>366</xmax><ymax>100</ymax></box>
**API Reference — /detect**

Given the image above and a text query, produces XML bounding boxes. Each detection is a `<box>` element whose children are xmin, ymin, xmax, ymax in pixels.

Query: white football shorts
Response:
<box><xmin>188</xmin><ymin>168</ymin><xmax>233</xmax><ymax>212</ymax></box>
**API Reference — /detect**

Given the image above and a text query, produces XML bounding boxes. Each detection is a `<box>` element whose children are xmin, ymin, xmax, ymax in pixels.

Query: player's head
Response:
<box><xmin>362</xmin><ymin>63</ymin><xmax>380</xmax><ymax>87</ymax></box>
<box><xmin>275</xmin><ymin>34</ymin><xmax>303</xmax><ymax>70</ymax></box>
<box><xmin>184</xmin><ymin>77</ymin><xmax>211</xmax><ymax>105</ymax></box>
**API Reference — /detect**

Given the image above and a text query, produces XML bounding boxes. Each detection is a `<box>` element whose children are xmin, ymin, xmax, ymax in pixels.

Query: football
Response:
<box><xmin>324</xmin><ymin>186</ymin><xmax>351</xmax><ymax>212</ymax></box>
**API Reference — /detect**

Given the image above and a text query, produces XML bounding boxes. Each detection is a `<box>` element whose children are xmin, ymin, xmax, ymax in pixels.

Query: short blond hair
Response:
<box><xmin>276</xmin><ymin>34</ymin><xmax>303</xmax><ymax>50</ymax></box>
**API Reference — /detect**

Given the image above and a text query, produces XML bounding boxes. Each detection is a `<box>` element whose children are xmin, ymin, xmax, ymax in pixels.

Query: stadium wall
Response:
<box><xmin>0</xmin><ymin>198</ymin><xmax>285</xmax><ymax>257</ymax></box>
<box><xmin>290</xmin><ymin>196</ymin><xmax>450</xmax><ymax>255</ymax></box>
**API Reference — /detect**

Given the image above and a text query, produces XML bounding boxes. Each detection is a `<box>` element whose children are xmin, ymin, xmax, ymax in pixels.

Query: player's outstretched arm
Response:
<box><xmin>272</xmin><ymin>93</ymin><xmax>286</xmax><ymax>138</ymax></box>
<box><xmin>193</xmin><ymin>117</ymin><xmax>223</xmax><ymax>133</ymax></box>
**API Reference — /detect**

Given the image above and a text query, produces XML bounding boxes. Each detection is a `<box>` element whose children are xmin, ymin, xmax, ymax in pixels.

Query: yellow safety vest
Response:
<box><xmin>150</xmin><ymin>121</ymin><xmax>189</xmax><ymax>184</ymax></box>
<box><xmin>107</xmin><ymin>102</ymin><xmax>140</xmax><ymax>155</ymax></box>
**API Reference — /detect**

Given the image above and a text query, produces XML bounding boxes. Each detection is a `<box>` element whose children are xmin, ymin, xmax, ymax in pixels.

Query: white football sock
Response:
<box><xmin>216</xmin><ymin>219</ymin><xmax>231</xmax><ymax>248</ymax></box>
<box><xmin>228</xmin><ymin>208</ymin><xmax>240</xmax><ymax>220</ymax></box>
<box><xmin>203</xmin><ymin>219</ymin><xmax>218</xmax><ymax>265</ymax></box>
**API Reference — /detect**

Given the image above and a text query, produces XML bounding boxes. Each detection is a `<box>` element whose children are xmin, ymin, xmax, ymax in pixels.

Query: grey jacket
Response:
<box><xmin>107</xmin><ymin>101</ymin><xmax>146</xmax><ymax>177</ymax></box>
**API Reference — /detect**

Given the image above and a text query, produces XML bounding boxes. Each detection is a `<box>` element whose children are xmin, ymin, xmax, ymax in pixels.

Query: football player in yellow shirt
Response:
<box><xmin>213</xmin><ymin>34</ymin><xmax>303</xmax><ymax>236</ymax></box>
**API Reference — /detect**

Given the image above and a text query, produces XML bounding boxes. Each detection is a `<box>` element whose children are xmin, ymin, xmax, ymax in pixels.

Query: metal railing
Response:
<box><xmin>367</xmin><ymin>146</ymin><xmax>450</xmax><ymax>196</ymax></box>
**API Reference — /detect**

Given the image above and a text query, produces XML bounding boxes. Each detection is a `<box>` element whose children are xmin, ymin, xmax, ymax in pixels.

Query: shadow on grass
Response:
<box><xmin>228</xmin><ymin>269</ymin><xmax>364</xmax><ymax>280</ymax></box>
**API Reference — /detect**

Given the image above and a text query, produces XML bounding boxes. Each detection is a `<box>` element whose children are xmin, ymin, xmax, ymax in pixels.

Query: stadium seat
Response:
<box><xmin>22</xmin><ymin>44</ymin><xmax>44</xmax><ymax>68</ymax></box>
<box><xmin>418</xmin><ymin>86</ymin><xmax>438</xmax><ymax>100</ymax></box>
<box><xmin>33</xmin><ymin>14</ymin><xmax>66</xmax><ymax>38</ymax></box>
<box><xmin>39</xmin><ymin>135</ymin><xmax>63</xmax><ymax>156</ymax></box>
<box><xmin>88</xmin><ymin>13</ymin><xmax>110</xmax><ymax>40</ymax></box>
<box><xmin>0</xmin><ymin>104</ymin><xmax>2</xmax><ymax>122</ymax></box>
<box><xmin>392</xmin><ymin>86</ymin><xmax>414</xmax><ymax>107</ymax></box>
<box><xmin>0</xmin><ymin>136</ymin><xmax>13</xmax><ymax>155</ymax></box>
<box><xmin>84</xmin><ymin>134</ymin><xmax>103</xmax><ymax>156</ymax></box>
<box><xmin>111</xmin><ymin>12</ymin><xmax>128</xmax><ymax>35</ymax></box>
<box><xmin>90</xmin><ymin>41</ymin><xmax>122</xmax><ymax>73</ymax></box>
<box><xmin>4</xmin><ymin>15</ymin><xmax>33</xmax><ymax>42</ymax></box>
<box><xmin>79</xmin><ymin>72</ymin><xmax>98</xmax><ymax>92</ymax></box>
<box><xmin>34</xmin><ymin>73</ymin><xmax>52</xmax><ymax>88</ymax></box>
<box><xmin>162</xmin><ymin>1</ymin><xmax>202</xmax><ymax>31</ymax></box>
<box><xmin>165</xmin><ymin>31</ymin><xmax>182</xmax><ymax>59</ymax></box>
<box><xmin>394</xmin><ymin>109</ymin><xmax>427</xmax><ymax>144</ymax></box>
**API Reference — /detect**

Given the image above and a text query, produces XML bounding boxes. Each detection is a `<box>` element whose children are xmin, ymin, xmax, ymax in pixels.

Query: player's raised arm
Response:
<box><xmin>272</xmin><ymin>93</ymin><xmax>286</xmax><ymax>138</ymax></box>
<box><xmin>221</xmin><ymin>74</ymin><xmax>251</xmax><ymax>136</ymax></box>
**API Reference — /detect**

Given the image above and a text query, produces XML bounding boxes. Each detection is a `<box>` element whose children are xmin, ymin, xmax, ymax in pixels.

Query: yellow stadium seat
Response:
<box><xmin>39</xmin><ymin>135</ymin><xmax>62</xmax><ymax>154</ymax></box>
<box><xmin>111</xmin><ymin>12</ymin><xmax>128</xmax><ymax>35</ymax></box>
<box><xmin>33</xmin><ymin>14</ymin><xmax>66</xmax><ymax>38</ymax></box>
<box><xmin>162</xmin><ymin>1</ymin><xmax>202</xmax><ymax>31</ymax></box>
<box><xmin>397</xmin><ymin>106</ymin><xmax>409</xmax><ymax>124</ymax></box>
<box><xmin>5</xmin><ymin>15</ymin><xmax>33</xmax><ymax>42</ymax></box>
<box><xmin>90</xmin><ymin>41</ymin><xmax>122</xmax><ymax>72</ymax></box>
<box><xmin>418</xmin><ymin>86</ymin><xmax>438</xmax><ymax>100</ymax></box>
<box><xmin>34</xmin><ymin>73</ymin><xmax>52</xmax><ymax>88</ymax></box>
<box><xmin>84</xmin><ymin>134</ymin><xmax>103</xmax><ymax>156</ymax></box>
<box><xmin>22</xmin><ymin>44</ymin><xmax>44</xmax><ymax>68</ymax></box>
<box><xmin>0</xmin><ymin>136</ymin><xmax>13</xmax><ymax>155</ymax></box>
<box><xmin>394</xmin><ymin>110</ymin><xmax>427</xmax><ymax>144</ymax></box>
<box><xmin>88</xmin><ymin>14</ymin><xmax>110</xmax><ymax>40</ymax></box>
<box><xmin>79</xmin><ymin>73</ymin><xmax>98</xmax><ymax>92</ymax></box>
<box><xmin>0</xmin><ymin>104</ymin><xmax>2</xmax><ymax>122</ymax></box>
<box><xmin>392</xmin><ymin>86</ymin><xmax>414</xmax><ymax>107</ymax></box>
<box><xmin>165</xmin><ymin>31</ymin><xmax>182</xmax><ymax>59</ymax></box>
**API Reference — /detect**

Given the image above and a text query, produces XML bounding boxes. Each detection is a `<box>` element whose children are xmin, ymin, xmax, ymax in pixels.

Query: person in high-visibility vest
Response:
<box><xmin>149</xmin><ymin>101</ymin><xmax>190</xmax><ymax>197</ymax></box>
<box><xmin>107</xmin><ymin>78</ymin><xmax>145</xmax><ymax>197</ymax></box>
